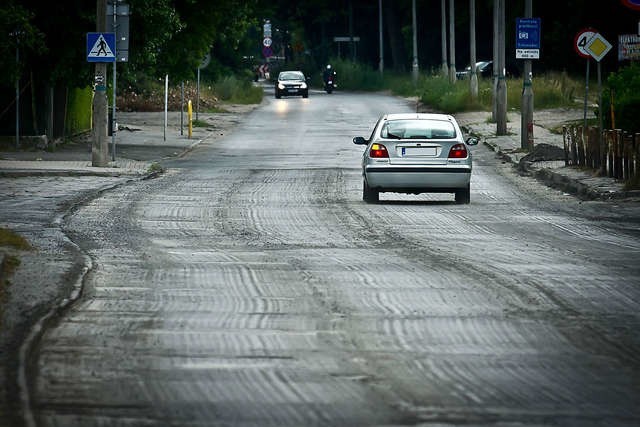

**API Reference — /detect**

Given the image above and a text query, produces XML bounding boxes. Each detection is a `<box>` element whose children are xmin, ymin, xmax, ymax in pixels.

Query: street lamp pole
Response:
<box><xmin>379</xmin><ymin>0</ymin><xmax>384</xmax><ymax>74</ymax></box>
<box><xmin>448</xmin><ymin>0</ymin><xmax>456</xmax><ymax>83</ymax></box>
<box><xmin>412</xmin><ymin>0</ymin><xmax>419</xmax><ymax>82</ymax></box>
<box><xmin>441</xmin><ymin>0</ymin><xmax>448</xmax><ymax>77</ymax></box>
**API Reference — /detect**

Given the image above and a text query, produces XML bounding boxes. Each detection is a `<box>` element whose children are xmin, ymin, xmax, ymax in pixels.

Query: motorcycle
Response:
<box><xmin>323</xmin><ymin>72</ymin><xmax>337</xmax><ymax>94</ymax></box>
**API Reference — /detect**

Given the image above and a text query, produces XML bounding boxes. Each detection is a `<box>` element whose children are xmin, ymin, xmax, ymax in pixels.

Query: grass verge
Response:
<box><xmin>0</xmin><ymin>228</ymin><xmax>33</xmax><ymax>327</ymax></box>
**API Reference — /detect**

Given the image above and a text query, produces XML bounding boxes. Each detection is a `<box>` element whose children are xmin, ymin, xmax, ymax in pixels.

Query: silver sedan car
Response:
<box><xmin>353</xmin><ymin>113</ymin><xmax>479</xmax><ymax>204</ymax></box>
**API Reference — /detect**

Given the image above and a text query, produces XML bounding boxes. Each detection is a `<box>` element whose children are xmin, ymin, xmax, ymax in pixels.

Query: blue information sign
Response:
<box><xmin>86</xmin><ymin>32</ymin><xmax>116</xmax><ymax>62</ymax></box>
<box><xmin>516</xmin><ymin>18</ymin><xmax>541</xmax><ymax>49</ymax></box>
<box><xmin>516</xmin><ymin>18</ymin><xmax>541</xmax><ymax>59</ymax></box>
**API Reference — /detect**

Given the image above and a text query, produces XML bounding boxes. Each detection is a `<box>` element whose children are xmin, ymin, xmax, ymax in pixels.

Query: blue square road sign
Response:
<box><xmin>87</xmin><ymin>32</ymin><xmax>116</xmax><ymax>62</ymax></box>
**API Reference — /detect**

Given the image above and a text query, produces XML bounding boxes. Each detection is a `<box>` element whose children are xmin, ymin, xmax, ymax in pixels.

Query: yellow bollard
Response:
<box><xmin>187</xmin><ymin>100</ymin><xmax>193</xmax><ymax>139</ymax></box>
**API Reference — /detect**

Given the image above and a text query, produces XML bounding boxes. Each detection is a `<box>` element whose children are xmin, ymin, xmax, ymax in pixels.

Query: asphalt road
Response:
<box><xmin>26</xmin><ymin>89</ymin><xmax>640</xmax><ymax>426</ymax></box>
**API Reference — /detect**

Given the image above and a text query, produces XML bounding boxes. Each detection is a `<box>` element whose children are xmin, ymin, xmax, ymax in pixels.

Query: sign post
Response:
<box><xmin>516</xmin><ymin>15</ymin><xmax>540</xmax><ymax>150</ymax></box>
<box><xmin>574</xmin><ymin>28</ymin><xmax>598</xmax><ymax>135</ymax></box>
<box><xmin>585</xmin><ymin>32</ymin><xmax>612</xmax><ymax>175</ymax></box>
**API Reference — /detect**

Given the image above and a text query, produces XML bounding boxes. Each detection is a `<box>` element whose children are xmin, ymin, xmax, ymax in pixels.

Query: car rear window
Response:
<box><xmin>380</xmin><ymin>119</ymin><xmax>456</xmax><ymax>139</ymax></box>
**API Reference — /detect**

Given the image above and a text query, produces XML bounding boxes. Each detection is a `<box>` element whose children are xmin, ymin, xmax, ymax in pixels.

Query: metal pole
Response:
<box><xmin>164</xmin><ymin>74</ymin><xmax>168</xmax><ymax>142</ymax></box>
<box><xmin>496</xmin><ymin>0</ymin><xmax>507</xmax><ymax>135</ymax></box>
<box><xmin>15</xmin><ymin>38</ymin><xmax>19</xmax><ymax>149</ymax></box>
<box><xmin>111</xmin><ymin>1</ymin><xmax>117</xmax><ymax>161</ymax></box>
<box><xmin>597</xmin><ymin>61</ymin><xmax>604</xmax><ymax>175</ymax></box>
<box><xmin>181</xmin><ymin>81</ymin><xmax>184</xmax><ymax>135</ymax></box>
<box><xmin>379</xmin><ymin>0</ymin><xmax>384</xmax><ymax>74</ymax></box>
<box><xmin>196</xmin><ymin>68</ymin><xmax>200</xmax><ymax>121</ymax></box>
<box><xmin>583</xmin><ymin>59</ymin><xmax>590</xmax><ymax>136</ymax></box>
<box><xmin>412</xmin><ymin>0</ymin><xmax>419</xmax><ymax>82</ymax></box>
<box><xmin>520</xmin><ymin>0</ymin><xmax>534</xmax><ymax>150</ymax></box>
<box><xmin>448</xmin><ymin>0</ymin><xmax>456</xmax><ymax>83</ymax></box>
<box><xmin>441</xmin><ymin>0</ymin><xmax>448</xmax><ymax>77</ymax></box>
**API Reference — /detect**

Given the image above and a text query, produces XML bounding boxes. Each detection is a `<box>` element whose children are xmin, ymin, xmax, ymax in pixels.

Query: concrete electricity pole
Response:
<box><xmin>520</xmin><ymin>0</ymin><xmax>534</xmax><ymax>150</ymax></box>
<box><xmin>496</xmin><ymin>0</ymin><xmax>508</xmax><ymax>135</ymax></box>
<box><xmin>448</xmin><ymin>0</ymin><xmax>456</xmax><ymax>84</ymax></box>
<box><xmin>441</xmin><ymin>0</ymin><xmax>448</xmax><ymax>77</ymax></box>
<box><xmin>92</xmin><ymin>0</ymin><xmax>109</xmax><ymax>166</ymax></box>
<box><xmin>469</xmin><ymin>0</ymin><xmax>478</xmax><ymax>100</ymax></box>
<box><xmin>379</xmin><ymin>0</ymin><xmax>384</xmax><ymax>74</ymax></box>
<box><xmin>412</xmin><ymin>0</ymin><xmax>419</xmax><ymax>83</ymax></box>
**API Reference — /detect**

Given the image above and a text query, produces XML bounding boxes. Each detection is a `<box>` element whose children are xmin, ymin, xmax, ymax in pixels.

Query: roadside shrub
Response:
<box><xmin>602</xmin><ymin>63</ymin><xmax>640</xmax><ymax>133</ymax></box>
<box><xmin>328</xmin><ymin>58</ymin><xmax>384</xmax><ymax>91</ymax></box>
<box><xmin>214</xmin><ymin>75</ymin><xmax>263</xmax><ymax>104</ymax></box>
<box><xmin>65</xmin><ymin>87</ymin><xmax>92</xmax><ymax>136</ymax></box>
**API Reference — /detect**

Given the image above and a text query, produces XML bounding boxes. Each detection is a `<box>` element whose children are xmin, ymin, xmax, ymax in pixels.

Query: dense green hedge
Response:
<box><xmin>65</xmin><ymin>87</ymin><xmax>93</xmax><ymax>136</ymax></box>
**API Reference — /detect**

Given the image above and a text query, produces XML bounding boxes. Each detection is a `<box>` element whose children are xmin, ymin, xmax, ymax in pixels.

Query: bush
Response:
<box><xmin>214</xmin><ymin>75</ymin><xmax>263</xmax><ymax>104</ymax></box>
<box><xmin>326</xmin><ymin>58</ymin><xmax>384</xmax><ymax>91</ymax></box>
<box><xmin>603</xmin><ymin>63</ymin><xmax>640</xmax><ymax>133</ymax></box>
<box><xmin>65</xmin><ymin>87</ymin><xmax>93</xmax><ymax>135</ymax></box>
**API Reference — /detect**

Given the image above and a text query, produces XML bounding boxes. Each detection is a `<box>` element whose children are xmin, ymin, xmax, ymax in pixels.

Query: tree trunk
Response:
<box><xmin>383</xmin><ymin>1</ymin><xmax>407</xmax><ymax>72</ymax></box>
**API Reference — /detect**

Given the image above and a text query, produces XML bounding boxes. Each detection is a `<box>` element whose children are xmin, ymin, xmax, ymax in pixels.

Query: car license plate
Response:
<box><xmin>287</xmin><ymin>89</ymin><xmax>297</xmax><ymax>92</ymax></box>
<box><xmin>402</xmin><ymin>147</ymin><xmax>437</xmax><ymax>156</ymax></box>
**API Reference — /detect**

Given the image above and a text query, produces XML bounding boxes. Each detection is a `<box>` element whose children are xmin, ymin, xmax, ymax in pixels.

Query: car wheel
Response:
<box><xmin>302</xmin><ymin>91</ymin><xmax>308</xmax><ymax>98</ymax></box>
<box><xmin>363</xmin><ymin>179</ymin><xmax>379</xmax><ymax>203</ymax></box>
<box><xmin>275</xmin><ymin>91</ymin><xmax>281</xmax><ymax>99</ymax></box>
<box><xmin>455</xmin><ymin>185</ymin><xmax>471</xmax><ymax>204</ymax></box>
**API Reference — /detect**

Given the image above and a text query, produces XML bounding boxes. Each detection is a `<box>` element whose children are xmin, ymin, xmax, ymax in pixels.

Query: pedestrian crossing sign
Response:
<box><xmin>87</xmin><ymin>32</ymin><xmax>116</xmax><ymax>62</ymax></box>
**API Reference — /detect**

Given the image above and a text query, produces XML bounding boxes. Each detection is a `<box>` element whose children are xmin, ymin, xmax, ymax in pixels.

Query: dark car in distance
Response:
<box><xmin>456</xmin><ymin>61</ymin><xmax>493</xmax><ymax>80</ymax></box>
<box><xmin>275</xmin><ymin>71</ymin><xmax>309</xmax><ymax>99</ymax></box>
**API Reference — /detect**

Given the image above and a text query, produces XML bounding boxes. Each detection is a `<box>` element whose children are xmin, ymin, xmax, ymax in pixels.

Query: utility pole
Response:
<box><xmin>492</xmin><ymin>0</ymin><xmax>498</xmax><ymax>121</ymax></box>
<box><xmin>13</xmin><ymin>30</ymin><xmax>20</xmax><ymax>149</ymax></box>
<box><xmin>448</xmin><ymin>0</ymin><xmax>456</xmax><ymax>84</ymax></box>
<box><xmin>92</xmin><ymin>0</ymin><xmax>109</xmax><ymax>166</ymax></box>
<box><xmin>496</xmin><ymin>0</ymin><xmax>508</xmax><ymax>135</ymax></box>
<box><xmin>469</xmin><ymin>0</ymin><xmax>478</xmax><ymax>100</ymax></box>
<box><xmin>441</xmin><ymin>0</ymin><xmax>448</xmax><ymax>77</ymax></box>
<box><xmin>521</xmin><ymin>0</ymin><xmax>534</xmax><ymax>150</ymax></box>
<box><xmin>412</xmin><ymin>0</ymin><xmax>419</xmax><ymax>83</ymax></box>
<box><xmin>379</xmin><ymin>0</ymin><xmax>384</xmax><ymax>74</ymax></box>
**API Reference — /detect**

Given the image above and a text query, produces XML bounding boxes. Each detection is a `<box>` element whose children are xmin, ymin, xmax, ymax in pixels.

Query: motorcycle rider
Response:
<box><xmin>322</xmin><ymin>64</ymin><xmax>337</xmax><ymax>88</ymax></box>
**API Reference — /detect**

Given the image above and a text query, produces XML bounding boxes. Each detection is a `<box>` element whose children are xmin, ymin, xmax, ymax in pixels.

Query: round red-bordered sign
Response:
<box><xmin>574</xmin><ymin>28</ymin><xmax>598</xmax><ymax>58</ymax></box>
<box><xmin>621</xmin><ymin>0</ymin><xmax>640</xmax><ymax>11</ymax></box>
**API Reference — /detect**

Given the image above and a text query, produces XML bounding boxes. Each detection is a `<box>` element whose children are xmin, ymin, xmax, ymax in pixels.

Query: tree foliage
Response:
<box><xmin>1</xmin><ymin>0</ymin><xmax>638</xmax><ymax>134</ymax></box>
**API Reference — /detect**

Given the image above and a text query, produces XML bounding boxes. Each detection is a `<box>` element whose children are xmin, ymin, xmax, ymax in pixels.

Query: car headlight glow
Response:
<box><xmin>300</xmin><ymin>82</ymin><xmax>307</xmax><ymax>89</ymax></box>
<box><xmin>278</xmin><ymin>83</ymin><xmax>285</xmax><ymax>89</ymax></box>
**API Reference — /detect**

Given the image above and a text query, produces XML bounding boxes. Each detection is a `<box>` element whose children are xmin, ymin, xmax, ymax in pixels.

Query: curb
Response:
<box><xmin>482</xmin><ymin>139</ymin><xmax>639</xmax><ymax>201</ymax></box>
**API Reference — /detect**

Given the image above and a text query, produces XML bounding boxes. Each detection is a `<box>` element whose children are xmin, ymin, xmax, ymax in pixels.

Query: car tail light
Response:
<box><xmin>448</xmin><ymin>143</ymin><xmax>468</xmax><ymax>158</ymax></box>
<box><xmin>369</xmin><ymin>143</ymin><xmax>389</xmax><ymax>158</ymax></box>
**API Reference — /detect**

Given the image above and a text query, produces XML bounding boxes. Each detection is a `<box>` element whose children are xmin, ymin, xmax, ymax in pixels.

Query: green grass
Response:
<box><xmin>0</xmin><ymin>228</ymin><xmax>32</xmax><ymax>251</ymax></box>
<box><xmin>0</xmin><ymin>228</ymin><xmax>32</xmax><ymax>321</ymax></box>
<box><xmin>146</xmin><ymin>162</ymin><xmax>164</xmax><ymax>174</ymax></box>
<box><xmin>213</xmin><ymin>76</ymin><xmax>263</xmax><ymax>104</ymax></box>
<box><xmin>192</xmin><ymin>119</ymin><xmax>211</xmax><ymax>127</ymax></box>
<box><xmin>410</xmin><ymin>71</ymin><xmax>583</xmax><ymax>114</ymax></box>
<box><xmin>323</xmin><ymin>61</ymin><xmax>588</xmax><ymax>114</ymax></box>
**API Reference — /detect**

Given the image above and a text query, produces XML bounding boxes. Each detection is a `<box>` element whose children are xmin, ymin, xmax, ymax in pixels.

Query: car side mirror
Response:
<box><xmin>353</xmin><ymin>136</ymin><xmax>367</xmax><ymax>145</ymax></box>
<box><xmin>466</xmin><ymin>136</ymin><xmax>479</xmax><ymax>146</ymax></box>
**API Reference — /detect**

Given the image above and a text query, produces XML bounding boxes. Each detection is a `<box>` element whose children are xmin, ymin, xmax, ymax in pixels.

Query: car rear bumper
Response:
<box><xmin>365</xmin><ymin>166</ymin><xmax>471</xmax><ymax>189</ymax></box>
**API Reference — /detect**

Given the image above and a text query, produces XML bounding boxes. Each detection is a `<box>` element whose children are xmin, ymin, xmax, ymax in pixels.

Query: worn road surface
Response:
<box><xmin>28</xmin><ymin>90</ymin><xmax>640</xmax><ymax>426</ymax></box>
